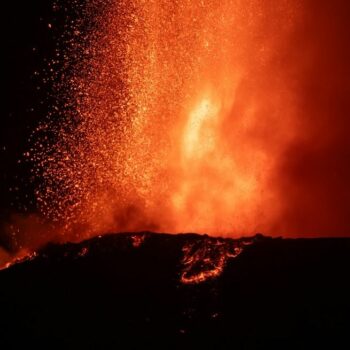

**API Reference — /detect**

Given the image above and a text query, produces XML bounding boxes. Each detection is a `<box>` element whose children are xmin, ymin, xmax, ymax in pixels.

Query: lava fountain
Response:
<box><xmin>29</xmin><ymin>0</ymin><xmax>303</xmax><ymax>242</ymax></box>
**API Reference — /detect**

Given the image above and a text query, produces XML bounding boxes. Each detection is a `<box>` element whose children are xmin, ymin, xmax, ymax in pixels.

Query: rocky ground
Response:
<box><xmin>1</xmin><ymin>232</ymin><xmax>349</xmax><ymax>348</ymax></box>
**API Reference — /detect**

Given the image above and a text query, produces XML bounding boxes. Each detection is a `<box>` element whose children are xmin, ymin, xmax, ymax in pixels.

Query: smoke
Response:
<box><xmin>273</xmin><ymin>0</ymin><xmax>350</xmax><ymax>236</ymax></box>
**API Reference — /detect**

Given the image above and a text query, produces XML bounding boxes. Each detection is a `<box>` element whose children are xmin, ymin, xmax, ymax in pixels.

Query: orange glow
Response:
<box><xmin>1</xmin><ymin>251</ymin><xmax>37</xmax><ymax>271</ymax></box>
<box><xmin>180</xmin><ymin>237</ymin><xmax>255</xmax><ymax>284</ymax></box>
<box><xmin>26</xmin><ymin>0</ymin><xmax>303</xmax><ymax>244</ymax></box>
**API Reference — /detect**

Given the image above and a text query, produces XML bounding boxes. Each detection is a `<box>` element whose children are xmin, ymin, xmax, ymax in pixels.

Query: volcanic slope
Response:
<box><xmin>1</xmin><ymin>232</ymin><xmax>350</xmax><ymax>348</ymax></box>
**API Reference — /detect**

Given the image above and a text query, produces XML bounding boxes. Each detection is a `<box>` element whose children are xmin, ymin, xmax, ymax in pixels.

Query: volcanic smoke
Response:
<box><xmin>3</xmin><ymin>0</ymin><xmax>350</xmax><ymax>259</ymax></box>
<box><xmin>33</xmin><ymin>0</ymin><xmax>300</xmax><ymax>238</ymax></box>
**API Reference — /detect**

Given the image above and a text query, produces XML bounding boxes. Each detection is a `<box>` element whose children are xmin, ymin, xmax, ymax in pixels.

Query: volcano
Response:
<box><xmin>1</xmin><ymin>232</ymin><xmax>350</xmax><ymax>348</ymax></box>
<box><xmin>2</xmin><ymin>1</ymin><xmax>350</xmax><ymax>348</ymax></box>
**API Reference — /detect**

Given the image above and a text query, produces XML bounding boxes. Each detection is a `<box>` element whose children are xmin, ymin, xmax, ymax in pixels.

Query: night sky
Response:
<box><xmin>2</xmin><ymin>1</ymin><xmax>56</xmax><ymax>239</ymax></box>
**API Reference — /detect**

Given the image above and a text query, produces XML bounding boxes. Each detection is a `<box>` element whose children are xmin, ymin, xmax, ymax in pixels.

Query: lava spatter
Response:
<box><xmin>31</xmin><ymin>1</ymin><xmax>301</xmax><ymax>242</ymax></box>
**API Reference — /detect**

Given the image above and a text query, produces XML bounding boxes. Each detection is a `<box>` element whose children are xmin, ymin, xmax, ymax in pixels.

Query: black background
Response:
<box><xmin>1</xmin><ymin>1</ymin><xmax>59</xmax><ymax>219</ymax></box>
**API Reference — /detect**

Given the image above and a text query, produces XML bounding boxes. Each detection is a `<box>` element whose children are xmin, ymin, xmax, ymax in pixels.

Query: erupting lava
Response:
<box><xmin>180</xmin><ymin>235</ymin><xmax>257</xmax><ymax>284</ymax></box>
<box><xmin>28</xmin><ymin>0</ymin><xmax>302</xmax><ymax>242</ymax></box>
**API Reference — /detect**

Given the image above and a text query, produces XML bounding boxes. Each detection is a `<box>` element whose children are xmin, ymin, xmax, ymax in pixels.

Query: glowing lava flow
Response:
<box><xmin>180</xmin><ymin>236</ymin><xmax>256</xmax><ymax>285</ymax></box>
<box><xmin>28</xmin><ymin>0</ymin><xmax>302</xmax><ymax>243</ymax></box>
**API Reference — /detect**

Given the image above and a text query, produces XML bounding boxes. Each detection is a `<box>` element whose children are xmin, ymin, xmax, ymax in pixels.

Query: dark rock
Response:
<box><xmin>0</xmin><ymin>232</ymin><xmax>349</xmax><ymax>348</ymax></box>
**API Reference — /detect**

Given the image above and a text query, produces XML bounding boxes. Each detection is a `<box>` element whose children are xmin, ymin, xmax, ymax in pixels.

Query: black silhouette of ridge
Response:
<box><xmin>1</xmin><ymin>232</ymin><xmax>350</xmax><ymax>349</ymax></box>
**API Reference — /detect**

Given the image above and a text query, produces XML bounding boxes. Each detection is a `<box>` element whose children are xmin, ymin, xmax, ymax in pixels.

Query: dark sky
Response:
<box><xmin>1</xmin><ymin>0</ymin><xmax>70</xmax><ymax>249</ymax></box>
<box><xmin>1</xmin><ymin>0</ymin><xmax>350</xmax><ymax>246</ymax></box>
<box><xmin>1</xmin><ymin>1</ymin><xmax>52</xmax><ymax>216</ymax></box>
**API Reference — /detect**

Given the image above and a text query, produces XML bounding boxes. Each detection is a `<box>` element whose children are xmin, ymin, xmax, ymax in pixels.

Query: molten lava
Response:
<box><xmin>180</xmin><ymin>235</ymin><xmax>257</xmax><ymax>284</ymax></box>
<box><xmin>28</xmin><ymin>0</ymin><xmax>302</xmax><ymax>242</ymax></box>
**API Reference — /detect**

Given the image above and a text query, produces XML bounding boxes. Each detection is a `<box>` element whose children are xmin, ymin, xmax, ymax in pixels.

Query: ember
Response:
<box><xmin>1</xmin><ymin>251</ymin><xmax>37</xmax><ymax>270</ymax></box>
<box><xmin>180</xmin><ymin>235</ymin><xmax>258</xmax><ymax>284</ymax></box>
<box><xmin>31</xmin><ymin>0</ymin><xmax>301</xmax><ymax>241</ymax></box>
<box><xmin>131</xmin><ymin>234</ymin><xmax>146</xmax><ymax>248</ymax></box>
